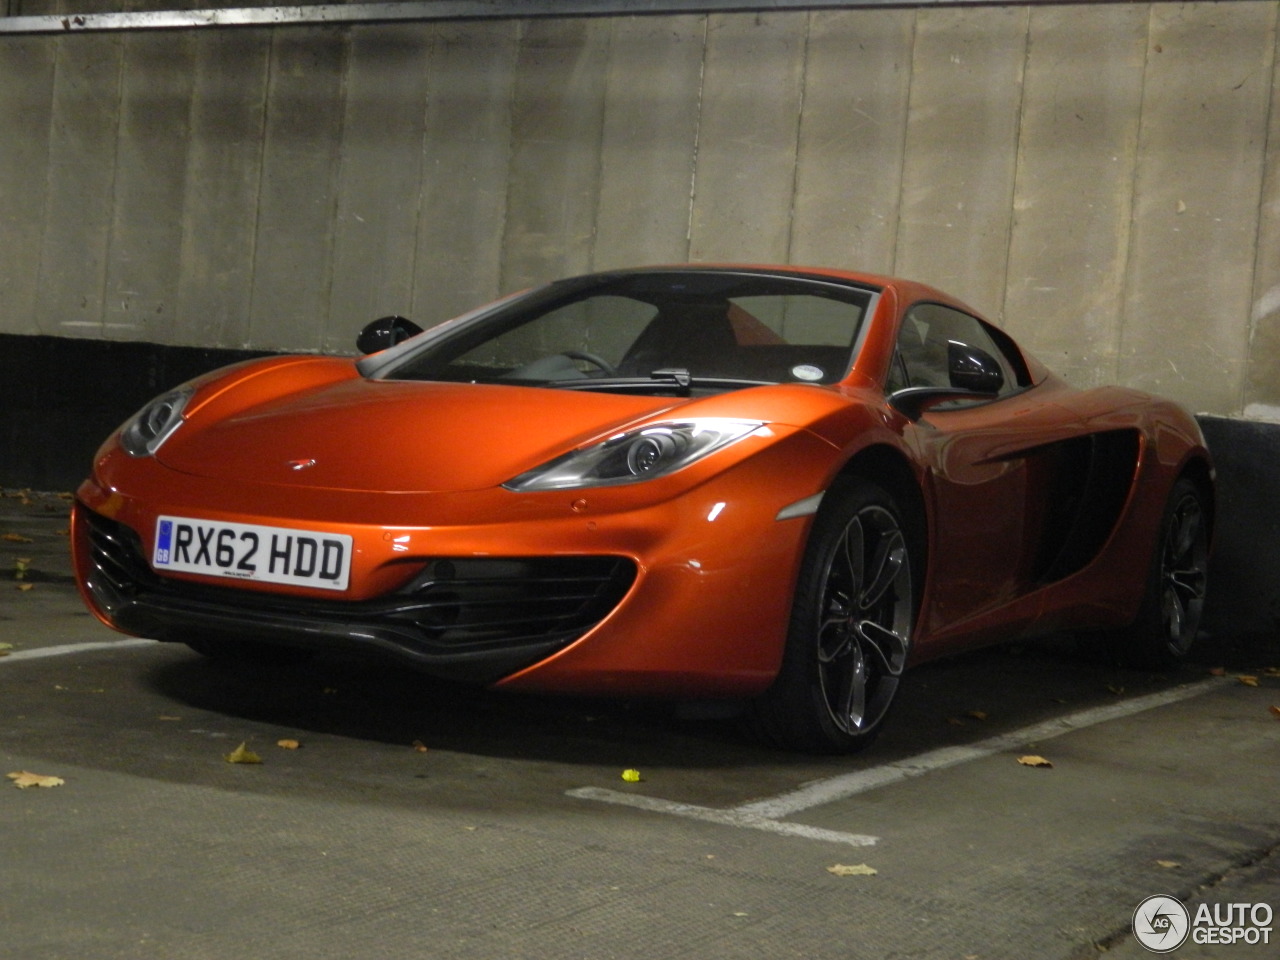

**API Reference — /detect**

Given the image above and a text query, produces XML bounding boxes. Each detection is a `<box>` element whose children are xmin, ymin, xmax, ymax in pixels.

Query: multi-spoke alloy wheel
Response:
<box><xmin>816</xmin><ymin>504</ymin><xmax>913</xmax><ymax>737</ymax></box>
<box><xmin>751</xmin><ymin>479</ymin><xmax>919</xmax><ymax>754</ymax></box>
<box><xmin>1122</xmin><ymin>476</ymin><xmax>1210</xmax><ymax>667</ymax></box>
<box><xmin>1158</xmin><ymin>488</ymin><xmax>1208</xmax><ymax>653</ymax></box>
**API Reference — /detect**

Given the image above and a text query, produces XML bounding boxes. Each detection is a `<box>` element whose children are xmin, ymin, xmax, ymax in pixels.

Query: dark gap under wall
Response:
<box><xmin>1</xmin><ymin>332</ymin><xmax>271</xmax><ymax>492</ymax></box>
<box><xmin>2</xmin><ymin>332</ymin><xmax>1275</xmax><ymax>644</ymax></box>
<box><xmin>1194</xmin><ymin>416</ymin><xmax>1280</xmax><ymax>650</ymax></box>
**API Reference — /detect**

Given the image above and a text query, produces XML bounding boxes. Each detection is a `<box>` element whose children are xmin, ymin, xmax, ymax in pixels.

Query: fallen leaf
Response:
<box><xmin>827</xmin><ymin>863</ymin><xmax>877</xmax><ymax>877</ymax></box>
<box><xmin>277</xmin><ymin>739</ymin><xmax>301</xmax><ymax>750</ymax></box>
<box><xmin>14</xmin><ymin>557</ymin><xmax>31</xmax><ymax>580</ymax></box>
<box><xmin>17</xmin><ymin>583</ymin><xmax>34</xmax><ymax>592</ymax></box>
<box><xmin>1263</xmin><ymin>666</ymin><xmax>1280</xmax><ymax>677</ymax></box>
<box><xmin>1018</xmin><ymin>755</ymin><xmax>1054</xmax><ymax>768</ymax></box>
<box><xmin>224</xmin><ymin>742</ymin><xmax>262</xmax><ymax>764</ymax></box>
<box><xmin>1209</xmin><ymin>666</ymin><xmax>1227</xmax><ymax>676</ymax></box>
<box><xmin>7</xmin><ymin>770</ymin><xmax>65</xmax><ymax>789</ymax></box>
<box><xmin>0</xmin><ymin>650</ymin><xmax>9</xmax><ymax>657</ymax></box>
<box><xmin>1156</xmin><ymin>860</ymin><xmax>1181</xmax><ymax>869</ymax></box>
<box><xmin>731</xmin><ymin>911</ymin><xmax>749</xmax><ymax>917</ymax></box>
<box><xmin>2</xmin><ymin>532</ymin><xmax>34</xmax><ymax>543</ymax></box>
<box><xmin>621</xmin><ymin>768</ymin><xmax>642</xmax><ymax>782</ymax></box>
<box><xmin>157</xmin><ymin>715</ymin><xmax>181</xmax><ymax>721</ymax></box>
<box><xmin>967</xmin><ymin>710</ymin><xmax>988</xmax><ymax>721</ymax></box>
<box><xmin>411</xmin><ymin>740</ymin><xmax>428</xmax><ymax>753</ymax></box>
<box><xmin>1237</xmin><ymin>675</ymin><xmax>1259</xmax><ymax>687</ymax></box>
<box><xmin>946</xmin><ymin>717</ymin><xmax>964</xmax><ymax>726</ymax></box>
<box><xmin>1268</xmin><ymin>706</ymin><xmax>1280</xmax><ymax>720</ymax></box>
<box><xmin>1106</xmin><ymin>684</ymin><xmax>1125</xmax><ymax>695</ymax></box>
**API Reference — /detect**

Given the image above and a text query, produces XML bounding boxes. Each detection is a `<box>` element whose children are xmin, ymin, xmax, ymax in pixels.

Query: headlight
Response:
<box><xmin>119</xmin><ymin>387</ymin><xmax>193</xmax><ymax>457</ymax></box>
<box><xmin>505</xmin><ymin>419</ymin><xmax>764</xmax><ymax>491</ymax></box>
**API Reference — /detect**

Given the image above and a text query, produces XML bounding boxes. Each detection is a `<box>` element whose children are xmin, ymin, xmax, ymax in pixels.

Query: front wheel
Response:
<box><xmin>749</xmin><ymin>479</ymin><xmax>919</xmax><ymax>754</ymax></box>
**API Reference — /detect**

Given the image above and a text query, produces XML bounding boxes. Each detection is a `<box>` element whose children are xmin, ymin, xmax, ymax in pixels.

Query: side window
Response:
<box><xmin>884</xmin><ymin>350</ymin><xmax>910</xmax><ymax>394</ymax></box>
<box><xmin>895</xmin><ymin>303</ymin><xmax>1022</xmax><ymax>398</ymax></box>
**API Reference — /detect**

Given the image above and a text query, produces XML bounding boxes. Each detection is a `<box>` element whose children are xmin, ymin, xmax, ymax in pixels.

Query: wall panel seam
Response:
<box><xmin>100</xmin><ymin>35</ymin><xmax>127</xmax><ymax>340</ymax></box>
<box><xmin>407</xmin><ymin>26</ymin><xmax>436</xmax><ymax>320</ymax></box>
<box><xmin>783</xmin><ymin>11</ymin><xmax>812</xmax><ymax>266</ymax></box>
<box><xmin>244</xmin><ymin>32</ymin><xmax>276</xmax><ymax>348</ymax></box>
<box><xmin>321</xmin><ymin>31</ymin><xmax>354</xmax><ymax>351</ymax></box>
<box><xmin>587</xmin><ymin>17</ymin><xmax>614</xmax><ymax>273</ymax></box>
<box><xmin>998</xmin><ymin>7</ymin><xmax>1033</xmax><ymax>327</ymax></box>
<box><xmin>32</xmin><ymin>33</ymin><xmax>60</xmax><ymax>336</ymax></box>
<box><xmin>1113</xmin><ymin>1</ymin><xmax>1152</xmax><ymax>389</ymax></box>
<box><xmin>495</xmin><ymin>19</ymin><xmax>524</xmax><ymax>292</ymax></box>
<box><xmin>887</xmin><ymin>8</ymin><xmax>918</xmax><ymax>278</ymax></box>
<box><xmin>683</xmin><ymin>15</ymin><xmax>708</xmax><ymax>258</ymax></box>
<box><xmin>1242</xmin><ymin>3</ymin><xmax>1280</xmax><ymax>414</ymax></box>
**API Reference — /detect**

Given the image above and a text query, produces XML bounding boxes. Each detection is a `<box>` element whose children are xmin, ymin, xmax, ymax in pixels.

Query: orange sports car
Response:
<box><xmin>72</xmin><ymin>266</ymin><xmax>1213</xmax><ymax>753</ymax></box>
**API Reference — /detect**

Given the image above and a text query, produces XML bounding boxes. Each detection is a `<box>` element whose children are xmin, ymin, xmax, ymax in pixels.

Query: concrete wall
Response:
<box><xmin>1</xmin><ymin>3</ymin><xmax>1279</xmax><ymax>419</ymax></box>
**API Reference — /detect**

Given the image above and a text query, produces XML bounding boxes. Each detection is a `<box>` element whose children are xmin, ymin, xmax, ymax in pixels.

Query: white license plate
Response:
<box><xmin>152</xmin><ymin>516</ymin><xmax>352</xmax><ymax>591</ymax></box>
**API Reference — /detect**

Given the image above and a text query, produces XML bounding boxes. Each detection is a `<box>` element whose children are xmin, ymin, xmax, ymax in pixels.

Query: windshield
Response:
<box><xmin>375</xmin><ymin>270</ymin><xmax>876</xmax><ymax>393</ymax></box>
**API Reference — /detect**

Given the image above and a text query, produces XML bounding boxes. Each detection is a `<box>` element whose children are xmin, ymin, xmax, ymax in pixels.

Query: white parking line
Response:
<box><xmin>0</xmin><ymin>638</ymin><xmax>159</xmax><ymax>662</ymax></box>
<box><xmin>568</xmin><ymin>677</ymin><xmax>1228</xmax><ymax>846</ymax></box>
<box><xmin>566</xmin><ymin>788</ymin><xmax>879</xmax><ymax>847</ymax></box>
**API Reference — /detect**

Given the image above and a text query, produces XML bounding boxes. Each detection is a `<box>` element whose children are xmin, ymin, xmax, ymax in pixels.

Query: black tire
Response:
<box><xmin>750</xmin><ymin>479</ymin><xmax>919</xmax><ymax>754</ymax></box>
<box><xmin>1119</xmin><ymin>476</ymin><xmax>1209</xmax><ymax>667</ymax></box>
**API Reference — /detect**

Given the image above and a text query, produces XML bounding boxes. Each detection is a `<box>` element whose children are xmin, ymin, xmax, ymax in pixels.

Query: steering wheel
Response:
<box><xmin>561</xmin><ymin>350</ymin><xmax>618</xmax><ymax>376</ymax></box>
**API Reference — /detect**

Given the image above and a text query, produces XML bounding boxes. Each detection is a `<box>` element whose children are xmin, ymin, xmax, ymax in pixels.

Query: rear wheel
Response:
<box><xmin>750</xmin><ymin>479</ymin><xmax>918</xmax><ymax>754</ymax></box>
<box><xmin>1119</xmin><ymin>476</ymin><xmax>1209</xmax><ymax>667</ymax></box>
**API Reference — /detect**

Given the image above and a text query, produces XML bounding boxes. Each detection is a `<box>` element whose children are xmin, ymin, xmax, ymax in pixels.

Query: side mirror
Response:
<box><xmin>889</xmin><ymin>345</ymin><xmax>1005</xmax><ymax>421</ymax></box>
<box><xmin>948</xmin><ymin>342</ymin><xmax>1004</xmax><ymax>394</ymax></box>
<box><xmin>356</xmin><ymin>315</ymin><xmax>424</xmax><ymax>355</ymax></box>
<box><xmin>889</xmin><ymin>386</ymin><xmax>998</xmax><ymax>421</ymax></box>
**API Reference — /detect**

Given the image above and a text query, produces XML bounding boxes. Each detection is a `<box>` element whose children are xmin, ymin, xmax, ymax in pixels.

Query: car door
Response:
<box><xmin>890</xmin><ymin>303</ymin><xmax>1064</xmax><ymax>650</ymax></box>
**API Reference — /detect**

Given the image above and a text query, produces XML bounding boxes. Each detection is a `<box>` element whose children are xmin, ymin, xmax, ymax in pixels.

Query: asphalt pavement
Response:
<box><xmin>2</xmin><ymin>487</ymin><xmax>1278</xmax><ymax>960</ymax></box>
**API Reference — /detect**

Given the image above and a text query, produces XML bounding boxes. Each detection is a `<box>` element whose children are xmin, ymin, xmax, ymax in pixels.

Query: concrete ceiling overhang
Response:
<box><xmin>0</xmin><ymin>0</ymin><xmax>1183</xmax><ymax>36</ymax></box>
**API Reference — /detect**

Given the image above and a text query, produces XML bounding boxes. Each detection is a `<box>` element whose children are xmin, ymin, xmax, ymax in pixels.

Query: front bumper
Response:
<box><xmin>76</xmin><ymin>506</ymin><xmax>637</xmax><ymax>683</ymax></box>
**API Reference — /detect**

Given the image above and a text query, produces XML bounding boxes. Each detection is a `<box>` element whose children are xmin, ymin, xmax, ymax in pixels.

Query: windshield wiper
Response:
<box><xmin>649</xmin><ymin>367</ymin><xmax>692</xmax><ymax>389</ymax></box>
<box><xmin>545</xmin><ymin>368</ymin><xmax>773</xmax><ymax>395</ymax></box>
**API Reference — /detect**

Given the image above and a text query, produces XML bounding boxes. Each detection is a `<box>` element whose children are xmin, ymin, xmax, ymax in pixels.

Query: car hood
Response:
<box><xmin>156</xmin><ymin>378</ymin><xmax>687</xmax><ymax>493</ymax></box>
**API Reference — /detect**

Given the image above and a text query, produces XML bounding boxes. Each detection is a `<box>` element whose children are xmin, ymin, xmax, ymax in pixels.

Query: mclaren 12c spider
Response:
<box><xmin>73</xmin><ymin>266</ymin><xmax>1213</xmax><ymax>753</ymax></box>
